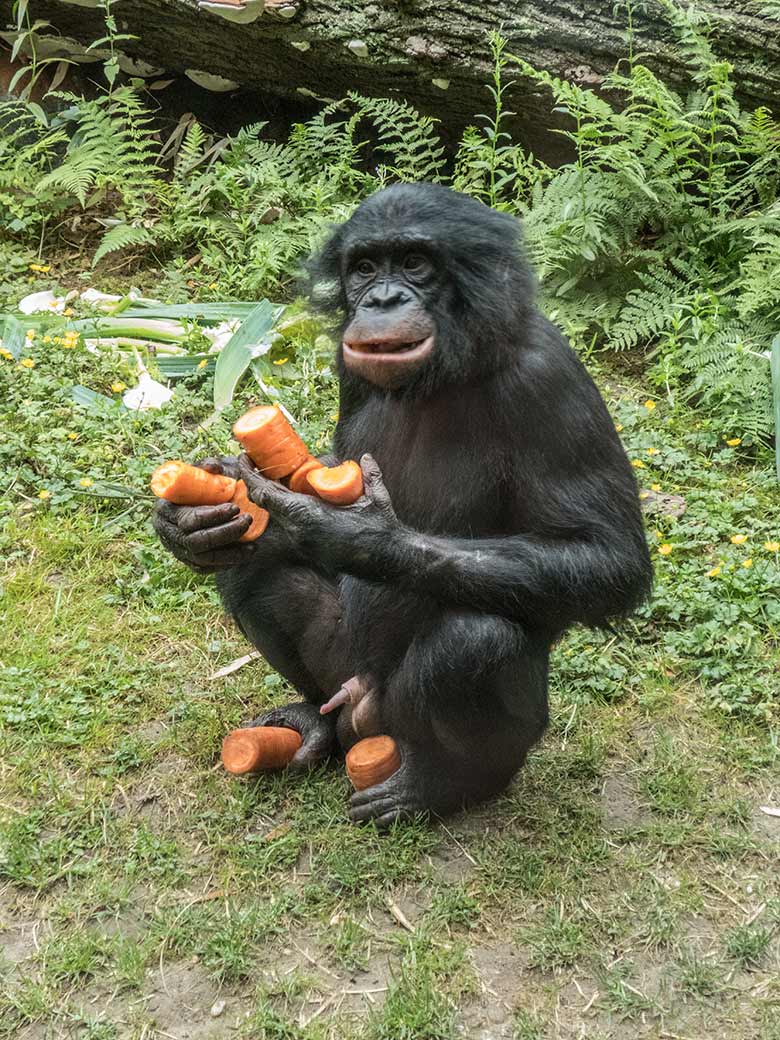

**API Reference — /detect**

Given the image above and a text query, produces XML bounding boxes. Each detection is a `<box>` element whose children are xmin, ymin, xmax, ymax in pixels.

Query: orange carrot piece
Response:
<box><xmin>286</xmin><ymin>457</ymin><xmax>324</xmax><ymax>496</ymax></box>
<box><xmin>345</xmin><ymin>735</ymin><xmax>401</xmax><ymax>791</ymax></box>
<box><xmin>307</xmin><ymin>460</ymin><xmax>364</xmax><ymax>505</ymax></box>
<box><xmin>150</xmin><ymin>460</ymin><xmax>237</xmax><ymax>505</ymax></box>
<box><xmin>232</xmin><ymin>406</ymin><xmax>309</xmax><ymax>480</ymax></box>
<box><xmin>231</xmin><ymin>480</ymin><xmax>270</xmax><ymax>541</ymax></box>
<box><xmin>222</xmin><ymin>726</ymin><xmax>302</xmax><ymax>775</ymax></box>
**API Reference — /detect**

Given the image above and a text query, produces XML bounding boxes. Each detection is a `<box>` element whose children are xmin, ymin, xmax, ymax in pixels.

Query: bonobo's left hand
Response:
<box><xmin>237</xmin><ymin>453</ymin><xmax>399</xmax><ymax>572</ymax></box>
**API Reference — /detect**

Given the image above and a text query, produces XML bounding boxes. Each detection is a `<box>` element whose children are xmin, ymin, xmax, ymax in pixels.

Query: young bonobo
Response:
<box><xmin>153</xmin><ymin>184</ymin><xmax>652</xmax><ymax>827</ymax></box>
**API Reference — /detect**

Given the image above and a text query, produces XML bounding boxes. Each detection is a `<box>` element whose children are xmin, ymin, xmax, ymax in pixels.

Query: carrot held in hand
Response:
<box><xmin>221</xmin><ymin>726</ymin><xmax>303</xmax><ymax>774</ymax></box>
<box><xmin>231</xmin><ymin>479</ymin><xmax>270</xmax><ymax>541</ymax></box>
<box><xmin>345</xmin><ymin>736</ymin><xmax>401</xmax><ymax>790</ymax></box>
<box><xmin>150</xmin><ymin>462</ymin><xmax>269</xmax><ymax>541</ymax></box>
<box><xmin>150</xmin><ymin>461</ymin><xmax>237</xmax><ymax>506</ymax></box>
<box><xmin>232</xmin><ymin>405</ymin><xmax>310</xmax><ymax>480</ymax></box>
<box><xmin>307</xmin><ymin>461</ymin><xmax>364</xmax><ymax>505</ymax></box>
<box><xmin>286</xmin><ymin>457</ymin><xmax>324</xmax><ymax>496</ymax></box>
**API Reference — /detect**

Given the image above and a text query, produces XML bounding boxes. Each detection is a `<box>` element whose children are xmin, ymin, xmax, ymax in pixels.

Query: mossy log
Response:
<box><xmin>1</xmin><ymin>0</ymin><xmax>778</xmax><ymax>155</ymax></box>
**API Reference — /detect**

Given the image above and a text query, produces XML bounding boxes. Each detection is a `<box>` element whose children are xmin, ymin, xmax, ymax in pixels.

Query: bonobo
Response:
<box><xmin>153</xmin><ymin>184</ymin><xmax>652</xmax><ymax>827</ymax></box>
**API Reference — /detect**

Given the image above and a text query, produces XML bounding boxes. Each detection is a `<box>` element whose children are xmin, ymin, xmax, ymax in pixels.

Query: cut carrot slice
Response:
<box><xmin>231</xmin><ymin>480</ymin><xmax>270</xmax><ymax>541</ymax></box>
<box><xmin>307</xmin><ymin>460</ymin><xmax>364</xmax><ymax>505</ymax></box>
<box><xmin>222</xmin><ymin>726</ymin><xmax>302</xmax><ymax>774</ymax></box>
<box><xmin>150</xmin><ymin>461</ymin><xmax>237</xmax><ymax>505</ymax></box>
<box><xmin>286</xmin><ymin>457</ymin><xmax>324</xmax><ymax>496</ymax></box>
<box><xmin>232</xmin><ymin>406</ymin><xmax>309</xmax><ymax>480</ymax></box>
<box><xmin>345</xmin><ymin>736</ymin><xmax>401</xmax><ymax>790</ymax></box>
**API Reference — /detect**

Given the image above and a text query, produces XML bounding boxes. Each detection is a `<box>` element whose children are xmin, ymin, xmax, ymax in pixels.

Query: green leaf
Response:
<box><xmin>213</xmin><ymin>300</ymin><xmax>278</xmax><ymax>410</ymax></box>
<box><xmin>122</xmin><ymin>302</ymin><xmax>281</xmax><ymax>322</ymax></box>
<box><xmin>71</xmin><ymin>385</ymin><xmax>123</xmax><ymax>412</ymax></box>
<box><xmin>771</xmin><ymin>334</ymin><xmax>780</xmax><ymax>484</ymax></box>
<box><xmin>156</xmin><ymin>355</ymin><xmax>215</xmax><ymax>378</ymax></box>
<box><xmin>0</xmin><ymin>315</ymin><xmax>27</xmax><ymax>359</ymax></box>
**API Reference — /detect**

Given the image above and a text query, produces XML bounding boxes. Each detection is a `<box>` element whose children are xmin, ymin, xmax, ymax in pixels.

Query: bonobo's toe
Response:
<box><xmin>348</xmin><ymin>768</ymin><xmax>427</xmax><ymax>828</ymax></box>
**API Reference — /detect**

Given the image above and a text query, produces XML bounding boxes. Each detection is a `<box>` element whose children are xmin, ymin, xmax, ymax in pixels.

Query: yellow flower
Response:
<box><xmin>42</xmin><ymin>335</ymin><xmax>51</xmax><ymax>344</ymax></box>
<box><xmin>730</xmin><ymin>534</ymin><xmax>748</xmax><ymax>545</ymax></box>
<box><xmin>646</xmin><ymin>447</ymin><xmax>658</xmax><ymax>456</ymax></box>
<box><xmin>37</xmin><ymin>489</ymin><xmax>51</xmax><ymax>500</ymax></box>
<box><xmin>764</xmin><ymin>541</ymin><xmax>780</xmax><ymax>552</ymax></box>
<box><xmin>631</xmin><ymin>459</ymin><xmax>646</xmax><ymax>469</ymax></box>
<box><xmin>742</xmin><ymin>558</ymin><xmax>753</xmax><ymax>569</ymax></box>
<box><xmin>19</xmin><ymin>358</ymin><xmax>35</xmax><ymax>368</ymax></box>
<box><xmin>706</xmin><ymin>565</ymin><xmax>722</xmax><ymax>578</ymax></box>
<box><xmin>208</xmin><ymin>282</ymin><xmax>218</xmax><ymax>290</ymax></box>
<box><xmin>644</xmin><ymin>400</ymin><xmax>656</xmax><ymax>411</ymax></box>
<box><xmin>639</xmin><ymin>491</ymin><xmax>649</xmax><ymax>500</ymax></box>
<box><xmin>725</xmin><ymin>438</ymin><xmax>741</xmax><ymax>447</ymax></box>
<box><xmin>28</xmin><ymin>263</ymin><xmax>51</xmax><ymax>273</ymax></box>
<box><xmin>197</xmin><ymin>358</ymin><xmax>208</xmax><ymax>370</ymax></box>
<box><xmin>651</xmin><ymin>483</ymin><xmax>661</xmax><ymax>492</ymax></box>
<box><xmin>331</xmin><ymin>412</ymin><xmax>340</xmax><ymax>422</ymax></box>
<box><xmin>52</xmin><ymin>337</ymin><xmax>61</xmax><ymax>345</ymax></box>
<box><xmin>658</xmin><ymin>543</ymin><xmax>673</xmax><ymax>556</ymax></box>
<box><xmin>67</xmin><ymin>432</ymin><xmax>78</xmax><ymax>441</ymax></box>
<box><xmin>614</xmin><ymin>423</ymin><xmax>624</xmax><ymax>432</ymax></box>
<box><xmin>79</xmin><ymin>478</ymin><xmax>93</xmax><ymax>488</ymax></box>
<box><xmin>0</xmin><ymin>348</ymin><xmax>13</xmax><ymax>361</ymax></box>
<box><xmin>111</xmin><ymin>381</ymin><xmax>127</xmax><ymax>393</ymax></box>
<box><xmin>26</xmin><ymin>329</ymin><xmax>36</xmax><ymax>340</ymax></box>
<box><xmin>63</xmin><ymin>307</ymin><xmax>74</xmax><ymax>317</ymax></box>
<box><xmin>273</xmin><ymin>357</ymin><xmax>289</xmax><ymax>366</ymax></box>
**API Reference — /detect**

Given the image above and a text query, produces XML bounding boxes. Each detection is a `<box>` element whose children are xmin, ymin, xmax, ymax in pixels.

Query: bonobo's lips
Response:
<box><xmin>342</xmin><ymin>333</ymin><xmax>435</xmax><ymax>387</ymax></box>
<box><xmin>343</xmin><ymin>335</ymin><xmax>435</xmax><ymax>363</ymax></box>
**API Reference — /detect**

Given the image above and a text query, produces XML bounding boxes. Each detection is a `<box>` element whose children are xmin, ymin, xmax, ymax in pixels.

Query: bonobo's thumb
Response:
<box><xmin>360</xmin><ymin>454</ymin><xmax>396</xmax><ymax>521</ymax></box>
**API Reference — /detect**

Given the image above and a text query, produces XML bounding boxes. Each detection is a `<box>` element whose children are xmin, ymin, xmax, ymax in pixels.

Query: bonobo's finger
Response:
<box><xmin>360</xmin><ymin>454</ymin><xmax>396</xmax><ymax>519</ymax></box>
<box><xmin>189</xmin><ymin>545</ymin><xmax>257</xmax><ymax>569</ymax></box>
<box><xmin>184</xmin><ymin>513</ymin><xmax>253</xmax><ymax>553</ymax></box>
<box><xmin>237</xmin><ymin>455</ymin><xmax>296</xmax><ymax>514</ymax></box>
<box><xmin>349</xmin><ymin>794</ymin><xmax>398</xmax><ymax>822</ymax></box>
<box><xmin>177</xmin><ymin>502</ymin><xmax>241</xmax><ymax>534</ymax></box>
<box><xmin>195</xmin><ymin>455</ymin><xmax>242</xmax><ymax>480</ymax></box>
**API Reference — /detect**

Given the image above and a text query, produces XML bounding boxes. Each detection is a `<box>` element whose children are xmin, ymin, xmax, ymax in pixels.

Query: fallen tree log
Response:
<box><xmin>1</xmin><ymin>0</ymin><xmax>778</xmax><ymax>155</ymax></box>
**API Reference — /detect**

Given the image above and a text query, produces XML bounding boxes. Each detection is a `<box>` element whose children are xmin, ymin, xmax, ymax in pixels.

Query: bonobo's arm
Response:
<box><xmin>238</xmin><ymin>455</ymin><xmax>652</xmax><ymax>631</ymax></box>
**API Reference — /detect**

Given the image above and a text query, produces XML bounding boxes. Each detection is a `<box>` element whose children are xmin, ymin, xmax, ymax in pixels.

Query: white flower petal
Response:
<box><xmin>80</xmin><ymin>288</ymin><xmax>122</xmax><ymax>308</ymax></box>
<box><xmin>122</xmin><ymin>372</ymin><xmax>174</xmax><ymax>410</ymax></box>
<box><xmin>19</xmin><ymin>290</ymin><xmax>65</xmax><ymax>314</ymax></box>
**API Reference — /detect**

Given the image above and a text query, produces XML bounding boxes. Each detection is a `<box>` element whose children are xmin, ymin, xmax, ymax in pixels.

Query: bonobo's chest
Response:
<box><xmin>336</xmin><ymin>388</ymin><xmax>512</xmax><ymax>536</ymax></box>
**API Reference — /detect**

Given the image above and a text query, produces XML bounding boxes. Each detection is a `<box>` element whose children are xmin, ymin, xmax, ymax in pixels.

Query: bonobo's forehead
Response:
<box><xmin>342</xmin><ymin>229</ymin><xmax>438</xmax><ymax>264</ymax></box>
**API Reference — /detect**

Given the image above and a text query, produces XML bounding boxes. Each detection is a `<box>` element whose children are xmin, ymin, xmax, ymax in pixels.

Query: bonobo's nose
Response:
<box><xmin>362</xmin><ymin>281</ymin><xmax>411</xmax><ymax>310</ymax></box>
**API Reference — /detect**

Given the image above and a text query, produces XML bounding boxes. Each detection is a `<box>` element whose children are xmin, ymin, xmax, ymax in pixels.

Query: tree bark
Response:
<box><xmin>2</xmin><ymin>0</ymin><xmax>778</xmax><ymax>156</ymax></box>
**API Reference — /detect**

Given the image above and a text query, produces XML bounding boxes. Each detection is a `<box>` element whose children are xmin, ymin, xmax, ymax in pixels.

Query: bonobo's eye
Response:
<box><xmin>403</xmin><ymin>253</ymin><xmax>432</xmax><ymax>278</ymax></box>
<box><xmin>354</xmin><ymin>259</ymin><xmax>376</xmax><ymax>278</ymax></box>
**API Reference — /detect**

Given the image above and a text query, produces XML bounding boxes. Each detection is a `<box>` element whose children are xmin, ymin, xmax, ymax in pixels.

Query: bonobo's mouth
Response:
<box><xmin>342</xmin><ymin>334</ymin><xmax>435</xmax><ymax>364</ymax></box>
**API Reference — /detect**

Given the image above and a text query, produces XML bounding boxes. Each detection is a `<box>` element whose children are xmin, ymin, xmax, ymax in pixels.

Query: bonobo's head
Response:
<box><xmin>308</xmin><ymin>183</ymin><xmax>535</xmax><ymax>394</ymax></box>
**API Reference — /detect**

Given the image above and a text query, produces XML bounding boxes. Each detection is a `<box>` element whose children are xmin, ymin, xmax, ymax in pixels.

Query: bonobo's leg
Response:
<box><xmin>350</xmin><ymin>612</ymin><xmax>549</xmax><ymax>827</ymax></box>
<box><xmin>216</xmin><ymin>538</ymin><xmax>354</xmax><ymax>768</ymax></box>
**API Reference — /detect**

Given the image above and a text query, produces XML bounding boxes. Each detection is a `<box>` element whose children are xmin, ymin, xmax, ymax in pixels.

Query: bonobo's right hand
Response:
<box><xmin>152</xmin><ymin>456</ymin><xmax>255</xmax><ymax>573</ymax></box>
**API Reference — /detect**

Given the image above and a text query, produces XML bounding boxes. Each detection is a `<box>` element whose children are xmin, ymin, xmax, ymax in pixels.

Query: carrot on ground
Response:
<box><xmin>286</xmin><ymin>457</ymin><xmax>324</xmax><ymax>495</ymax></box>
<box><xmin>345</xmin><ymin>735</ymin><xmax>401</xmax><ymax>790</ymax></box>
<box><xmin>232</xmin><ymin>406</ymin><xmax>309</xmax><ymax>480</ymax></box>
<box><xmin>150</xmin><ymin>460</ymin><xmax>237</xmax><ymax>506</ymax></box>
<box><xmin>307</xmin><ymin>460</ymin><xmax>364</xmax><ymax>505</ymax></box>
<box><xmin>221</xmin><ymin>726</ymin><xmax>302</xmax><ymax>775</ymax></box>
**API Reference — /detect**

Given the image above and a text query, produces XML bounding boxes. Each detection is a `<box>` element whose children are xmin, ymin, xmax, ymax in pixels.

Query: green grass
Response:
<box><xmin>0</xmin><ymin>273</ymin><xmax>779</xmax><ymax>1039</ymax></box>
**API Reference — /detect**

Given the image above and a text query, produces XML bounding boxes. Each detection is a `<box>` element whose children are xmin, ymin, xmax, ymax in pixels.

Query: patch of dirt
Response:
<box><xmin>141</xmin><ymin>961</ymin><xmax>246</xmax><ymax>1038</ymax></box>
<box><xmin>458</xmin><ymin>941</ymin><xmax>534</xmax><ymax>1039</ymax></box>
<box><xmin>600</xmin><ymin>769</ymin><xmax>648</xmax><ymax>830</ymax></box>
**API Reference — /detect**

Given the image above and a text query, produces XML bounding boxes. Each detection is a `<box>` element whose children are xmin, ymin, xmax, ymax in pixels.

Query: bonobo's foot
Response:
<box><xmin>349</xmin><ymin>744</ymin><xmax>460</xmax><ymax>829</ymax></box>
<box><xmin>244</xmin><ymin>701</ymin><xmax>337</xmax><ymax>771</ymax></box>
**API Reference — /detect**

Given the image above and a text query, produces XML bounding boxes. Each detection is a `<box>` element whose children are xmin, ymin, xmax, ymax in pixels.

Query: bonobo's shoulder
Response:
<box><xmin>512</xmin><ymin>309</ymin><xmax>590</xmax><ymax>387</ymax></box>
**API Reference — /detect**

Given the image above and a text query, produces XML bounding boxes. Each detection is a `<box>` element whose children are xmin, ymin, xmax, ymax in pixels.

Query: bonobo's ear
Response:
<box><xmin>304</xmin><ymin>223</ymin><xmax>347</xmax><ymax>316</ymax></box>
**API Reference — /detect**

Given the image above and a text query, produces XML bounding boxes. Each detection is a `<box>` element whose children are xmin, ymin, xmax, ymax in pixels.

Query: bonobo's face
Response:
<box><xmin>340</xmin><ymin>234</ymin><xmax>439</xmax><ymax>390</ymax></box>
<box><xmin>309</xmin><ymin>183</ymin><xmax>533</xmax><ymax>394</ymax></box>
